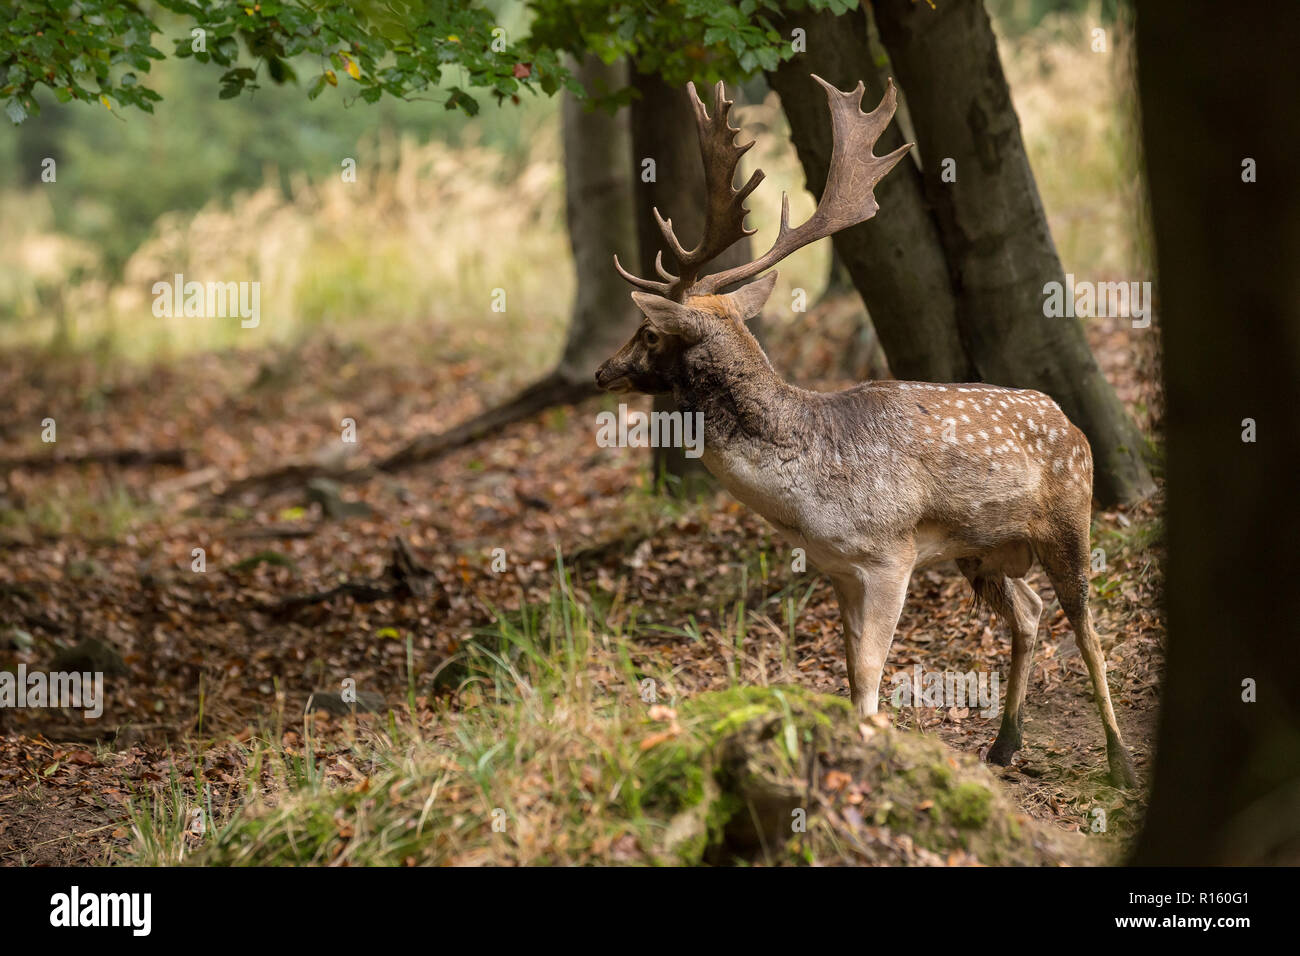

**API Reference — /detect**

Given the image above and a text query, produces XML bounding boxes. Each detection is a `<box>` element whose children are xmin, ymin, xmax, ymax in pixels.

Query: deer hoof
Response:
<box><xmin>986</xmin><ymin>736</ymin><xmax>1020</xmax><ymax>766</ymax></box>
<box><xmin>1108</xmin><ymin>750</ymin><xmax>1139</xmax><ymax>789</ymax></box>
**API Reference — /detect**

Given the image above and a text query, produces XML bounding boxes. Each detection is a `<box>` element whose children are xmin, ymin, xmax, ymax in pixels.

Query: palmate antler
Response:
<box><xmin>615</xmin><ymin>74</ymin><xmax>913</xmax><ymax>301</ymax></box>
<box><xmin>613</xmin><ymin>80</ymin><xmax>764</xmax><ymax>300</ymax></box>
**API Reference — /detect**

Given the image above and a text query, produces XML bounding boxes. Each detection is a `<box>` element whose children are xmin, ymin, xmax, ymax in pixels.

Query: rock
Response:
<box><xmin>51</xmin><ymin>637</ymin><xmax>128</xmax><ymax>677</ymax></box>
<box><xmin>636</xmin><ymin>686</ymin><xmax>1086</xmax><ymax>866</ymax></box>
<box><xmin>305</xmin><ymin>478</ymin><xmax>372</xmax><ymax>519</ymax></box>
<box><xmin>305</xmin><ymin>690</ymin><xmax>387</xmax><ymax>716</ymax></box>
<box><xmin>65</xmin><ymin>559</ymin><xmax>108</xmax><ymax>580</ymax></box>
<box><xmin>4</xmin><ymin>627</ymin><xmax>34</xmax><ymax>651</ymax></box>
<box><xmin>229</xmin><ymin>550</ymin><xmax>298</xmax><ymax>574</ymax></box>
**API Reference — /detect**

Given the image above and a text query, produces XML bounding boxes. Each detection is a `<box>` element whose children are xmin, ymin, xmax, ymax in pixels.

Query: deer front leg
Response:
<box><xmin>829</xmin><ymin>553</ymin><xmax>913</xmax><ymax>718</ymax></box>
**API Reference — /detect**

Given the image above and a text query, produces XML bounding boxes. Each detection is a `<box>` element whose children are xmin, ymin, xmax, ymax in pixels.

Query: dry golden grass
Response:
<box><xmin>2</xmin><ymin>128</ymin><xmax>572</xmax><ymax>366</ymax></box>
<box><xmin>1001</xmin><ymin>15</ymin><xmax>1150</xmax><ymax>280</ymax></box>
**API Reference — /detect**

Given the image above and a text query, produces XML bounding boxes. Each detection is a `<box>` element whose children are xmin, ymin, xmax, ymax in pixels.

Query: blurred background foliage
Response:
<box><xmin>1</xmin><ymin>0</ymin><xmax>1143</xmax><ymax>365</ymax></box>
<box><xmin>2</xmin><ymin>4</ymin><xmax>551</xmax><ymax>271</ymax></box>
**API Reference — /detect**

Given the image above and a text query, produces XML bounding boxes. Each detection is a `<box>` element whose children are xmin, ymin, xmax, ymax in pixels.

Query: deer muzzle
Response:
<box><xmin>594</xmin><ymin>361</ymin><xmax>632</xmax><ymax>393</ymax></box>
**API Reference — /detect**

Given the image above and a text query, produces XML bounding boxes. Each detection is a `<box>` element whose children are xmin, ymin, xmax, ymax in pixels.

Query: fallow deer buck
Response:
<box><xmin>595</xmin><ymin>75</ymin><xmax>1138</xmax><ymax>787</ymax></box>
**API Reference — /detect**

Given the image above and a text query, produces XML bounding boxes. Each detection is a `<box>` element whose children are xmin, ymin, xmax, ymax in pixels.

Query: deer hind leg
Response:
<box><xmin>1036</xmin><ymin>526</ymin><xmax>1139</xmax><ymax>788</ymax></box>
<box><xmin>829</xmin><ymin>553</ymin><xmax>913</xmax><ymax>718</ymax></box>
<box><xmin>958</xmin><ymin>559</ymin><xmax>1043</xmax><ymax>766</ymax></box>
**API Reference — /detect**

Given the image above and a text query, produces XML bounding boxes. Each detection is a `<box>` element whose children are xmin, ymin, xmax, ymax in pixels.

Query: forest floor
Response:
<box><xmin>0</xmin><ymin>300</ymin><xmax>1164</xmax><ymax>866</ymax></box>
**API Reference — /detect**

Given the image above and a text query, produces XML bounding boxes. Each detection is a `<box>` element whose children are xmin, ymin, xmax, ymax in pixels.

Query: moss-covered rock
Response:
<box><xmin>189</xmin><ymin>684</ymin><xmax>1086</xmax><ymax>866</ymax></box>
<box><xmin>636</xmin><ymin>685</ymin><xmax>1080</xmax><ymax>866</ymax></box>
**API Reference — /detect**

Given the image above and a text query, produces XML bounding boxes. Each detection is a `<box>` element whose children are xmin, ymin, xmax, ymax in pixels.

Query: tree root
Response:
<box><xmin>258</xmin><ymin>535</ymin><xmax>445</xmax><ymax>619</ymax></box>
<box><xmin>1</xmin><ymin>446</ymin><xmax>187</xmax><ymax>471</ymax></box>
<box><xmin>215</xmin><ymin>370</ymin><xmax>598</xmax><ymax>501</ymax></box>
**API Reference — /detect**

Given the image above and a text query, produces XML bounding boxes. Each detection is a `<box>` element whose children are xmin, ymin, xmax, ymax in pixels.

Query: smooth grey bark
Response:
<box><xmin>1133</xmin><ymin>0</ymin><xmax>1300</xmax><ymax>864</ymax></box>
<box><xmin>871</xmin><ymin>0</ymin><xmax>1155</xmax><ymax>506</ymax></box>
<box><xmin>766</xmin><ymin>4</ymin><xmax>971</xmax><ymax>384</ymax></box>
<box><xmin>557</xmin><ymin>56</ymin><xmax>642</xmax><ymax>384</ymax></box>
<box><xmin>822</xmin><ymin>251</ymin><xmax>889</xmax><ymax>381</ymax></box>
<box><xmin>822</xmin><ymin>250</ymin><xmax>855</xmax><ymax>299</ymax></box>
<box><xmin>629</xmin><ymin>69</ymin><xmax>755</xmax><ymax>494</ymax></box>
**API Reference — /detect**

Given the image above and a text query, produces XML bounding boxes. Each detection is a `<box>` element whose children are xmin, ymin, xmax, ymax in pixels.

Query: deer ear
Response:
<box><xmin>631</xmin><ymin>291</ymin><xmax>702</xmax><ymax>342</ymax></box>
<box><xmin>723</xmin><ymin>271</ymin><xmax>778</xmax><ymax>321</ymax></box>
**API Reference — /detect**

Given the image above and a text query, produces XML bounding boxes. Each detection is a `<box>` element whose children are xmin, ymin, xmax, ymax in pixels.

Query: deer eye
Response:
<box><xmin>643</xmin><ymin>329</ymin><xmax>660</xmax><ymax>347</ymax></box>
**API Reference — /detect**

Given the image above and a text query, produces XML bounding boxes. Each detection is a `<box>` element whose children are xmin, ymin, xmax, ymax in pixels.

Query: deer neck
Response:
<box><xmin>670</xmin><ymin>330</ymin><xmax>822</xmax><ymax>533</ymax></box>
<box><xmin>673</xmin><ymin>331</ymin><xmax>794</xmax><ymax>444</ymax></box>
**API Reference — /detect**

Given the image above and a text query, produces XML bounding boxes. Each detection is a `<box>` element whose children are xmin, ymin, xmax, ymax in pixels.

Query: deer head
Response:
<box><xmin>595</xmin><ymin>74</ymin><xmax>912</xmax><ymax>396</ymax></box>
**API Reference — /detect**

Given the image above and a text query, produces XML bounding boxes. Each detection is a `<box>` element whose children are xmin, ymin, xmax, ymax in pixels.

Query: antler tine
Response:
<box><xmin>652</xmin><ymin>208</ymin><xmax>691</xmax><ymax>267</ymax></box>
<box><xmin>653</xmin><ymin>250</ymin><xmax>678</xmax><ymax>283</ymax></box>
<box><xmin>692</xmin><ymin>76</ymin><xmax>914</xmax><ymax>296</ymax></box>
<box><xmin>612</xmin><ymin>253</ymin><xmax>673</xmax><ymax>296</ymax></box>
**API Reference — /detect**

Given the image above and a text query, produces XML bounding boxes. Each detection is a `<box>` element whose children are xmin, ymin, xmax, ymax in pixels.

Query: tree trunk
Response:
<box><xmin>872</xmin><ymin>0</ymin><xmax>1155</xmax><ymax>506</ymax></box>
<box><xmin>766</xmin><ymin>4</ymin><xmax>971</xmax><ymax>384</ymax></box>
<box><xmin>1132</xmin><ymin>0</ymin><xmax>1300</xmax><ymax>864</ymax></box>
<box><xmin>557</xmin><ymin>55</ymin><xmax>642</xmax><ymax>384</ymax></box>
<box><xmin>822</xmin><ymin>250</ymin><xmax>855</xmax><ymax>299</ymax></box>
<box><xmin>629</xmin><ymin>69</ymin><xmax>754</xmax><ymax>495</ymax></box>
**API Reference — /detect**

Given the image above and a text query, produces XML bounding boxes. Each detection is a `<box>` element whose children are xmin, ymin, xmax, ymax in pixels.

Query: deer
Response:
<box><xmin>594</xmin><ymin>74</ymin><xmax>1138</xmax><ymax>788</ymax></box>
